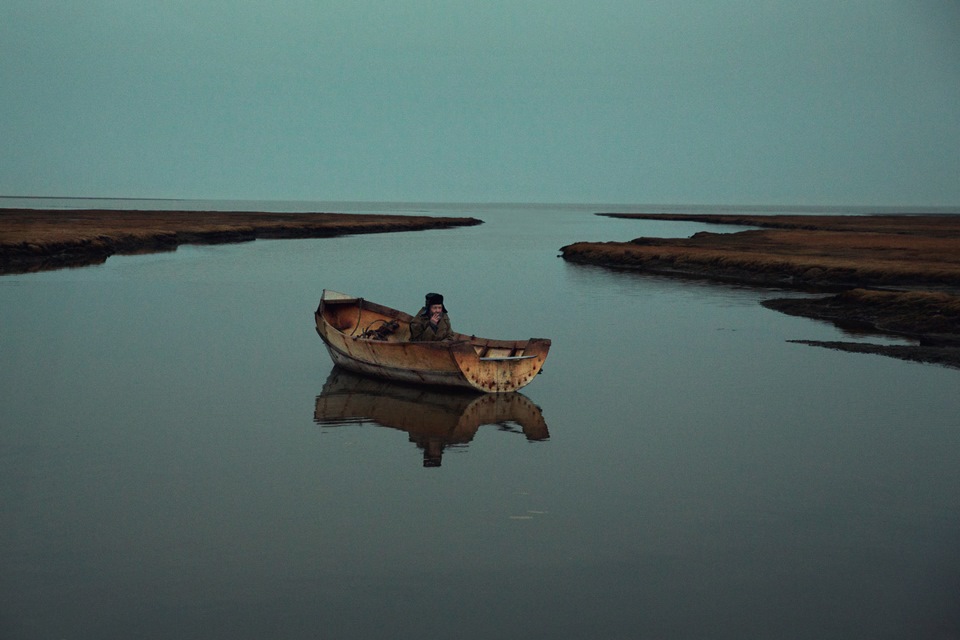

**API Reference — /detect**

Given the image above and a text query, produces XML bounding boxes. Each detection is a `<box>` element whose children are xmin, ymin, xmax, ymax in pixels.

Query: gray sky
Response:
<box><xmin>2</xmin><ymin>1</ymin><xmax>958</xmax><ymax>206</ymax></box>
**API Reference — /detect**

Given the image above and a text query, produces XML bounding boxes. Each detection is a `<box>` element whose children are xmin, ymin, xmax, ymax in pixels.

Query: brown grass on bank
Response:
<box><xmin>832</xmin><ymin>288</ymin><xmax>960</xmax><ymax>334</ymax></box>
<box><xmin>562</xmin><ymin>213</ymin><xmax>960</xmax><ymax>355</ymax></box>
<box><xmin>599</xmin><ymin>213</ymin><xmax>960</xmax><ymax>236</ymax></box>
<box><xmin>561</xmin><ymin>216</ymin><xmax>960</xmax><ymax>290</ymax></box>
<box><xmin>763</xmin><ymin>288</ymin><xmax>960</xmax><ymax>342</ymax></box>
<box><xmin>0</xmin><ymin>209</ymin><xmax>481</xmax><ymax>245</ymax></box>
<box><xmin>0</xmin><ymin>208</ymin><xmax>482</xmax><ymax>274</ymax></box>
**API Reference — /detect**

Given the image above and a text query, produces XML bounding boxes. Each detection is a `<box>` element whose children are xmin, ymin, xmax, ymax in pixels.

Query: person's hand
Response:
<box><xmin>431</xmin><ymin>312</ymin><xmax>442</xmax><ymax>324</ymax></box>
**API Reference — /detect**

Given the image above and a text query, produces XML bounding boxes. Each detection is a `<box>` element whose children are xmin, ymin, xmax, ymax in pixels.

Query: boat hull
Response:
<box><xmin>314</xmin><ymin>290</ymin><xmax>550</xmax><ymax>393</ymax></box>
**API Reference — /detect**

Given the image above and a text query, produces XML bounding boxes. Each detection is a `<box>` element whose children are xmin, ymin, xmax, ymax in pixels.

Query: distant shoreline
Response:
<box><xmin>561</xmin><ymin>213</ymin><xmax>960</xmax><ymax>369</ymax></box>
<box><xmin>0</xmin><ymin>195</ymin><xmax>192</xmax><ymax>201</ymax></box>
<box><xmin>0</xmin><ymin>208</ymin><xmax>482</xmax><ymax>275</ymax></box>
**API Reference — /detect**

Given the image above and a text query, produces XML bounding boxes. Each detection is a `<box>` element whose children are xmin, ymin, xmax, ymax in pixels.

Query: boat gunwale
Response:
<box><xmin>316</xmin><ymin>294</ymin><xmax>546</xmax><ymax>351</ymax></box>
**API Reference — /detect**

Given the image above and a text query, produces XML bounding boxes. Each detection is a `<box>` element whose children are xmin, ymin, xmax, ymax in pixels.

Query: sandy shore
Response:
<box><xmin>0</xmin><ymin>208</ymin><xmax>482</xmax><ymax>274</ymax></box>
<box><xmin>560</xmin><ymin>213</ymin><xmax>960</xmax><ymax>368</ymax></box>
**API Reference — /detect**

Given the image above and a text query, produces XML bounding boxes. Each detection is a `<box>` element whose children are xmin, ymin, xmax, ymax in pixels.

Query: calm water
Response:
<box><xmin>1</xmin><ymin>201</ymin><xmax>958</xmax><ymax>639</ymax></box>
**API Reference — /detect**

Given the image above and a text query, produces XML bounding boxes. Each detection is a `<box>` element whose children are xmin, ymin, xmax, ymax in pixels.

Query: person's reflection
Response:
<box><xmin>421</xmin><ymin>438</ymin><xmax>444</xmax><ymax>467</ymax></box>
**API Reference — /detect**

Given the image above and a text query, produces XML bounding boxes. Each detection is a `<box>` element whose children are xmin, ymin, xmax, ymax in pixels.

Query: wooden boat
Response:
<box><xmin>314</xmin><ymin>368</ymin><xmax>549</xmax><ymax>466</ymax></box>
<box><xmin>314</xmin><ymin>290</ymin><xmax>551</xmax><ymax>392</ymax></box>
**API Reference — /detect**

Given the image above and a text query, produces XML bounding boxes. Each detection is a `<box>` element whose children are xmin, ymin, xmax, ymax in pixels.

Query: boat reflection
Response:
<box><xmin>314</xmin><ymin>368</ymin><xmax>549</xmax><ymax>467</ymax></box>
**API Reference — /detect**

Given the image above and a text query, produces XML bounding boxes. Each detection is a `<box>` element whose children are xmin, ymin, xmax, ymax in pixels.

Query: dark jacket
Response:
<box><xmin>410</xmin><ymin>308</ymin><xmax>452</xmax><ymax>341</ymax></box>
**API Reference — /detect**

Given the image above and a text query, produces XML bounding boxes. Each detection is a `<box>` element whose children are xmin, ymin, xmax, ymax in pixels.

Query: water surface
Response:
<box><xmin>1</xmin><ymin>202</ymin><xmax>958</xmax><ymax>639</ymax></box>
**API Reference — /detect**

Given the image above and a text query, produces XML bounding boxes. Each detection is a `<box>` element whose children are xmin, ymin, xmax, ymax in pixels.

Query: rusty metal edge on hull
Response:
<box><xmin>314</xmin><ymin>290</ymin><xmax>550</xmax><ymax>393</ymax></box>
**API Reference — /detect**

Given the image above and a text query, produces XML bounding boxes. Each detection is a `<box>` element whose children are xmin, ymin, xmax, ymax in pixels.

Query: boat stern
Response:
<box><xmin>452</xmin><ymin>338</ymin><xmax>551</xmax><ymax>392</ymax></box>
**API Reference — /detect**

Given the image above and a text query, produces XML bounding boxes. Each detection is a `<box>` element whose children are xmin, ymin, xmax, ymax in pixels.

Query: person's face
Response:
<box><xmin>429</xmin><ymin>304</ymin><xmax>444</xmax><ymax>316</ymax></box>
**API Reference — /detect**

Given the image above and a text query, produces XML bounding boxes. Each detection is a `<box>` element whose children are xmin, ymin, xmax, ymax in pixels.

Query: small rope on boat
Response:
<box><xmin>359</xmin><ymin>318</ymin><xmax>400</xmax><ymax>341</ymax></box>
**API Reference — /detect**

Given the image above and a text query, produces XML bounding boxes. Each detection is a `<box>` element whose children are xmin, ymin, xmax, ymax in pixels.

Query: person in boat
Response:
<box><xmin>410</xmin><ymin>292</ymin><xmax>452</xmax><ymax>341</ymax></box>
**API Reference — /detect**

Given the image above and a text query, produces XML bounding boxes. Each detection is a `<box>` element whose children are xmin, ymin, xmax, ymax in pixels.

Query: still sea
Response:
<box><xmin>1</xmin><ymin>200</ymin><xmax>958</xmax><ymax>639</ymax></box>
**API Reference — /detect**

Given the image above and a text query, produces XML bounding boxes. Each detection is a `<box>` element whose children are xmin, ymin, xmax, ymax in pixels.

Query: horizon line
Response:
<box><xmin>1</xmin><ymin>194</ymin><xmax>958</xmax><ymax>212</ymax></box>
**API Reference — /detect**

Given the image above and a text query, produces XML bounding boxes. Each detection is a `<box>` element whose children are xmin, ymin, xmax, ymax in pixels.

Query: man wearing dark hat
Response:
<box><xmin>410</xmin><ymin>292</ymin><xmax>452</xmax><ymax>341</ymax></box>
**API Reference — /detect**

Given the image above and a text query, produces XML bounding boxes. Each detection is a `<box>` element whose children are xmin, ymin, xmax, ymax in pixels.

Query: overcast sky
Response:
<box><xmin>2</xmin><ymin>1</ymin><xmax>958</xmax><ymax>206</ymax></box>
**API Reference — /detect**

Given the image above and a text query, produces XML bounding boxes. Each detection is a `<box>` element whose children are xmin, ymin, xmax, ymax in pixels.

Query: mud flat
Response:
<box><xmin>560</xmin><ymin>213</ymin><xmax>960</xmax><ymax>368</ymax></box>
<box><xmin>0</xmin><ymin>209</ymin><xmax>482</xmax><ymax>275</ymax></box>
